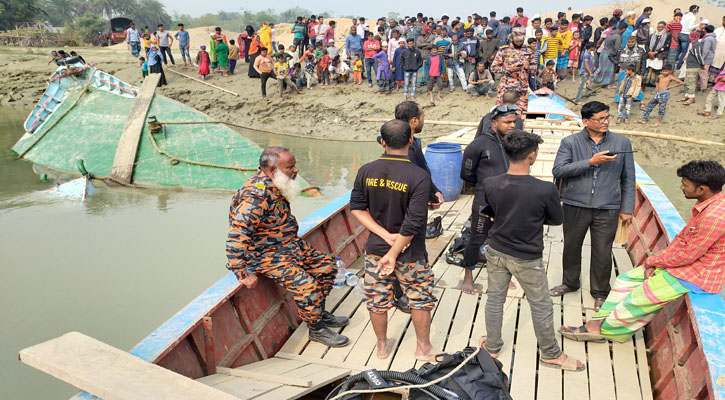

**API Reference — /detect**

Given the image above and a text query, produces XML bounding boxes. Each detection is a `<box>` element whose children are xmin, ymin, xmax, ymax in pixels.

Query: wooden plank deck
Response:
<box><xmin>198</xmin><ymin>192</ymin><xmax>653</xmax><ymax>400</ymax></box>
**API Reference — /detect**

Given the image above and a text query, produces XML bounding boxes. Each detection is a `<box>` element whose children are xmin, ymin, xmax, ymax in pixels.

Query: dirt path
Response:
<box><xmin>1</xmin><ymin>45</ymin><xmax>722</xmax><ymax>167</ymax></box>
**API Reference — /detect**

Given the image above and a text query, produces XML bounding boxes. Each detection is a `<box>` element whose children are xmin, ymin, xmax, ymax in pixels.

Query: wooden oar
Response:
<box><xmin>359</xmin><ymin>118</ymin><xmax>723</xmax><ymax>147</ymax></box>
<box><xmin>166</xmin><ymin>68</ymin><xmax>239</xmax><ymax>96</ymax></box>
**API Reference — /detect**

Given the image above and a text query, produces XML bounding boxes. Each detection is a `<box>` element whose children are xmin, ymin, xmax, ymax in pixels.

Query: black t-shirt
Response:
<box><xmin>484</xmin><ymin>174</ymin><xmax>563</xmax><ymax>260</ymax></box>
<box><xmin>350</xmin><ymin>154</ymin><xmax>430</xmax><ymax>263</ymax></box>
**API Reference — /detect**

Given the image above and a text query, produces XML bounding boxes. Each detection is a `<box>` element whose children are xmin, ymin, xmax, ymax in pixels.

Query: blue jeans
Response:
<box><xmin>403</xmin><ymin>71</ymin><xmax>417</xmax><ymax>96</ymax></box>
<box><xmin>676</xmin><ymin>33</ymin><xmax>689</xmax><ymax>69</ymax></box>
<box><xmin>365</xmin><ymin>58</ymin><xmax>377</xmax><ymax>83</ymax></box>
<box><xmin>228</xmin><ymin>59</ymin><xmax>237</xmax><ymax>74</ymax></box>
<box><xmin>179</xmin><ymin>45</ymin><xmax>190</xmax><ymax>63</ymax></box>
<box><xmin>617</xmin><ymin>96</ymin><xmax>633</xmax><ymax>120</ymax></box>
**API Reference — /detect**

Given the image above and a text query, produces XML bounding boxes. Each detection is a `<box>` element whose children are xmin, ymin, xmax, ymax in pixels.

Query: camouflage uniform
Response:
<box><xmin>363</xmin><ymin>254</ymin><xmax>436</xmax><ymax>313</ymax></box>
<box><xmin>491</xmin><ymin>44</ymin><xmax>536</xmax><ymax>116</ymax></box>
<box><xmin>226</xmin><ymin>170</ymin><xmax>335</xmax><ymax>324</ymax></box>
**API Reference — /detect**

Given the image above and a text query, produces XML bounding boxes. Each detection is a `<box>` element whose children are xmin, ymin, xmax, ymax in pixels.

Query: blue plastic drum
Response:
<box><xmin>424</xmin><ymin>142</ymin><xmax>463</xmax><ymax>202</ymax></box>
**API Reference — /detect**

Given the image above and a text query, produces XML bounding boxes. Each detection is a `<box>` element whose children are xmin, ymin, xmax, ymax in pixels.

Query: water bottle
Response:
<box><xmin>353</xmin><ymin>278</ymin><xmax>365</xmax><ymax>297</ymax></box>
<box><xmin>333</xmin><ymin>257</ymin><xmax>347</xmax><ymax>289</ymax></box>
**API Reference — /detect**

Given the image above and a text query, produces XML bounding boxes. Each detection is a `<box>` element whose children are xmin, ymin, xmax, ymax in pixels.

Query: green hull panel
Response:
<box><xmin>13</xmin><ymin>69</ymin><xmax>310</xmax><ymax>191</ymax></box>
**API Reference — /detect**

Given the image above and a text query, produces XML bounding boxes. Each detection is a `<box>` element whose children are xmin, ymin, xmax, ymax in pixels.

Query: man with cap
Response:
<box><xmin>635</xmin><ymin>19</ymin><xmax>652</xmax><ymax>47</ymax></box>
<box><xmin>416</xmin><ymin>25</ymin><xmax>436</xmax><ymax>86</ymax></box>
<box><xmin>491</xmin><ymin>32</ymin><xmax>534</xmax><ymax>115</ymax></box>
<box><xmin>460</xmin><ymin>105</ymin><xmax>519</xmax><ymax>295</ymax></box>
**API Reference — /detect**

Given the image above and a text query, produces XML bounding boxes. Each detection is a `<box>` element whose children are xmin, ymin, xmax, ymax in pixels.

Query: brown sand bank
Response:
<box><xmin>0</xmin><ymin>44</ymin><xmax>722</xmax><ymax>167</ymax></box>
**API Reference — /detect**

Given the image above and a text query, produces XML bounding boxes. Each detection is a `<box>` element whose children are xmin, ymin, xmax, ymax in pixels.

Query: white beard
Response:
<box><xmin>272</xmin><ymin>170</ymin><xmax>301</xmax><ymax>202</ymax></box>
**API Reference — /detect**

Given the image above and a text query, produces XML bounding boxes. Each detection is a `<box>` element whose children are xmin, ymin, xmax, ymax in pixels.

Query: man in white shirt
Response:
<box><xmin>357</xmin><ymin>17</ymin><xmax>369</xmax><ymax>37</ymax></box>
<box><xmin>316</xmin><ymin>17</ymin><xmax>329</xmax><ymax>43</ymax></box>
<box><xmin>526</xmin><ymin>16</ymin><xmax>542</xmax><ymax>41</ymax></box>
<box><xmin>678</xmin><ymin>4</ymin><xmax>700</xmax><ymax>69</ymax></box>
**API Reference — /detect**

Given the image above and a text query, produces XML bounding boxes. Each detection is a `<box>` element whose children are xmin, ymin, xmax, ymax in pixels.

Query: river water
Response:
<box><xmin>0</xmin><ymin>107</ymin><xmax>694</xmax><ymax>399</ymax></box>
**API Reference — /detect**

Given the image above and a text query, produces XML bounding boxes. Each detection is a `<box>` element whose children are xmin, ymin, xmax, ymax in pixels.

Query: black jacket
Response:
<box><xmin>400</xmin><ymin>48</ymin><xmax>423</xmax><ymax>71</ymax></box>
<box><xmin>474</xmin><ymin>111</ymin><xmax>523</xmax><ymax>139</ymax></box>
<box><xmin>461</xmin><ymin>127</ymin><xmax>509</xmax><ymax>193</ymax></box>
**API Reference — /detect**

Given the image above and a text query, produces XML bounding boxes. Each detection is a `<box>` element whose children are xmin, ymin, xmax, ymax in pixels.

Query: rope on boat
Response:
<box><xmin>17</xmin><ymin>78</ymin><xmax>94</xmax><ymax>159</ymax></box>
<box><xmin>148</xmin><ymin>125</ymin><xmax>257</xmax><ymax>171</ymax></box>
<box><xmin>154</xmin><ymin>120</ymin><xmax>452</xmax><ymax>142</ymax></box>
<box><xmin>327</xmin><ymin>346</ymin><xmax>482</xmax><ymax>400</ymax></box>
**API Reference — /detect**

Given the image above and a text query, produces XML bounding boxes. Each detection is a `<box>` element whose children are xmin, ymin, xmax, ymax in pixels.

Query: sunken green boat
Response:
<box><xmin>12</xmin><ymin>61</ymin><xmax>318</xmax><ymax>194</ymax></box>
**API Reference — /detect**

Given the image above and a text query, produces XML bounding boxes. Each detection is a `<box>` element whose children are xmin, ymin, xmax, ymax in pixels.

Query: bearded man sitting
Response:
<box><xmin>226</xmin><ymin>146</ymin><xmax>350</xmax><ymax>347</ymax></box>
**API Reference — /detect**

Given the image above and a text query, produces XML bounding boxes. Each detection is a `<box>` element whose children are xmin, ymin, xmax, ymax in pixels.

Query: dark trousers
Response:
<box><xmin>260</xmin><ymin>72</ymin><xmax>276</xmax><ymax>97</ymax></box>
<box><xmin>463</xmin><ymin>195</ymin><xmax>493</xmax><ymax>268</ymax></box>
<box><xmin>228</xmin><ymin>59</ymin><xmax>237</xmax><ymax>74</ymax></box>
<box><xmin>159</xmin><ymin>46</ymin><xmax>175</xmax><ymax>65</ymax></box>
<box><xmin>562</xmin><ymin>204</ymin><xmax>619</xmax><ymax>299</ymax></box>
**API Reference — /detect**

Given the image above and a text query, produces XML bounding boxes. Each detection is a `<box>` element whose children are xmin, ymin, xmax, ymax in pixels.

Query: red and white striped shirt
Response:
<box><xmin>646</xmin><ymin>191</ymin><xmax>725</xmax><ymax>293</ymax></box>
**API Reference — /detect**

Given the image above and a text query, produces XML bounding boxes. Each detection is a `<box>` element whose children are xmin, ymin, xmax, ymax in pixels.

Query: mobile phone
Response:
<box><xmin>480</xmin><ymin>204</ymin><xmax>495</xmax><ymax>218</ymax></box>
<box><xmin>606</xmin><ymin>151</ymin><xmax>638</xmax><ymax>156</ymax></box>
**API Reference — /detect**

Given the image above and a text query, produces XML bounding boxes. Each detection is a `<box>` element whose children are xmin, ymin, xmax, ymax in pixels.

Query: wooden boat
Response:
<box><xmin>12</xmin><ymin>62</ymin><xmax>318</xmax><ymax>194</ymax></box>
<box><xmin>18</xmin><ymin>106</ymin><xmax>725</xmax><ymax>399</ymax></box>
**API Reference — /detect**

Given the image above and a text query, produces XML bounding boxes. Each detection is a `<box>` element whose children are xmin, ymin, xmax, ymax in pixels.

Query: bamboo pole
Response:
<box><xmin>360</xmin><ymin>118</ymin><xmax>478</xmax><ymax>127</ymax></box>
<box><xmin>166</xmin><ymin>68</ymin><xmax>239</xmax><ymax>96</ymax></box>
<box><xmin>359</xmin><ymin>118</ymin><xmax>723</xmax><ymax>147</ymax></box>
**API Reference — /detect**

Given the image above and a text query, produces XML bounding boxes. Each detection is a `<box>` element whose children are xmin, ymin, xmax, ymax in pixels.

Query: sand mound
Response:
<box><xmin>539</xmin><ymin>0</ymin><xmax>723</xmax><ymax>27</ymax></box>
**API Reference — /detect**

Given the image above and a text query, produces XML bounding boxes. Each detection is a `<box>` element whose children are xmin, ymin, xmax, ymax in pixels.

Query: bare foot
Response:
<box><xmin>461</xmin><ymin>280</ymin><xmax>475</xmax><ymax>295</ymax></box>
<box><xmin>636</xmin><ymin>120</ymin><xmax>647</xmax><ymax>124</ymax></box>
<box><xmin>376</xmin><ymin>338</ymin><xmax>396</xmax><ymax>359</ymax></box>
<box><xmin>508</xmin><ymin>281</ymin><xmax>517</xmax><ymax>290</ymax></box>
<box><xmin>415</xmin><ymin>346</ymin><xmax>441</xmax><ymax>362</ymax></box>
<box><xmin>711</xmin><ymin>115</ymin><xmax>721</xmax><ymax>119</ymax></box>
<box><xmin>651</xmin><ymin>122</ymin><xmax>661</xmax><ymax>127</ymax></box>
<box><xmin>479</xmin><ymin>337</ymin><xmax>498</xmax><ymax>358</ymax></box>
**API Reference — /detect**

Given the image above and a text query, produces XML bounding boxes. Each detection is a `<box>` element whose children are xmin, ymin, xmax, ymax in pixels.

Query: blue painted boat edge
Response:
<box><xmin>71</xmin><ymin>191</ymin><xmax>352</xmax><ymax>399</ymax></box>
<box><xmin>637</xmin><ymin>163</ymin><xmax>725</xmax><ymax>399</ymax></box>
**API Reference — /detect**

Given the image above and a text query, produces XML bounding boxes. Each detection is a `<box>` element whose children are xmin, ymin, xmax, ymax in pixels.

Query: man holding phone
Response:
<box><xmin>549</xmin><ymin>101</ymin><xmax>636</xmax><ymax>312</ymax></box>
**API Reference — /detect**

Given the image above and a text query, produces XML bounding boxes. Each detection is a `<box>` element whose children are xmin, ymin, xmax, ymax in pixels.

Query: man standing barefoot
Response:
<box><xmin>351</xmin><ymin>120</ymin><xmax>438</xmax><ymax>361</ymax></box>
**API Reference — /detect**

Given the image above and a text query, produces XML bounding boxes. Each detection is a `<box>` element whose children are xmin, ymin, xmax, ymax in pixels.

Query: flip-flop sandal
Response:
<box><xmin>559</xmin><ymin>325</ymin><xmax>606</xmax><ymax>342</ymax></box>
<box><xmin>550</xmin><ymin>284</ymin><xmax>576</xmax><ymax>297</ymax></box>
<box><xmin>479</xmin><ymin>337</ymin><xmax>499</xmax><ymax>358</ymax></box>
<box><xmin>711</xmin><ymin>115</ymin><xmax>722</xmax><ymax>119</ymax></box>
<box><xmin>698</xmin><ymin>111</ymin><xmax>711</xmax><ymax>116</ymax></box>
<box><xmin>540</xmin><ymin>355</ymin><xmax>586</xmax><ymax>372</ymax></box>
<box><xmin>594</xmin><ymin>298</ymin><xmax>605</xmax><ymax>312</ymax></box>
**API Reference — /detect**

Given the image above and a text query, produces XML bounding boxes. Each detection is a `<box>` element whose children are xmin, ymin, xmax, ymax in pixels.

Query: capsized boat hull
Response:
<box><xmin>14</xmin><ymin>65</ymin><xmax>315</xmax><ymax>192</ymax></box>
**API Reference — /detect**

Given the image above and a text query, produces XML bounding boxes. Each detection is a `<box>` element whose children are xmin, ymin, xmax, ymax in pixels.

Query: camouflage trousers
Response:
<box><xmin>253</xmin><ymin>239</ymin><xmax>336</xmax><ymax>323</ymax></box>
<box><xmin>364</xmin><ymin>254</ymin><xmax>437</xmax><ymax>313</ymax></box>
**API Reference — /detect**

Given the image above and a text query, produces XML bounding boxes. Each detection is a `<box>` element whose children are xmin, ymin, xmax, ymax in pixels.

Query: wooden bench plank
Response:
<box><xmin>252</xmin><ymin>366</ymin><xmax>351</xmax><ymax>400</ymax></box>
<box><xmin>414</xmin><ymin>288</ymin><xmax>460</xmax><ymax>369</ymax></box>
<box><xmin>444</xmin><ymin>291</ymin><xmax>478</xmax><ymax>352</ymax></box>
<box><xmin>18</xmin><ymin>331</ymin><xmax>239</xmax><ymax>400</ymax></box>
<box><xmin>216</xmin><ymin>366</ymin><xmax>312</xmax><ymax>387</ymax></box>
<box><xmin>509</xmin><ymin>301</ymin><xmax>539</xmax><ymax>400</ymax></box>
<box><xmin>562</xmin><ymin>305</ymin><xmax>589</xmax><ymax>400</ymax></box>
<box><xmin>536</xmin><ymin>304</ymin><xmax>563</xmax><ymax>400</ymax></box>
<box><xmin>110</xmin><ymin>73</ymin><xmax>160</xmax><ymax>184</ymax></box>
<box><xmin>211</xmin><ymin>376</ymin><xmax>281</xmax><ymax>399</ymax></box>
<box><xmin>584</xmin><ymin>309</ymin><xmax>616</xmax><ymax>400</ymax></box>
<box><xmin>322</xmin><ymin>296</ymin><xmax>371</xmax><ymax>363</ymax></box>
<box><xmin>612</xmin><ymin>339</ymin><xmax>643</xmax><ymax>400</ymax></box>
<box><xmin>301</xmin><ymin>293</ymin><xmax>363</xmax><ymax>359</ymax></box>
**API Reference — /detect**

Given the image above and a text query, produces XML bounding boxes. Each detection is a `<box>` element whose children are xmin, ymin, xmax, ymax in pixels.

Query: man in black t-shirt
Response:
<box><xmin>350</xmin><ymin>120</ymin><xmax>438</xmax><ymax>362</ymax></box>
<box><xmin>481</xmin><ymin>130</ymin><xmax>585</xmax><ymax>372</ymax></box>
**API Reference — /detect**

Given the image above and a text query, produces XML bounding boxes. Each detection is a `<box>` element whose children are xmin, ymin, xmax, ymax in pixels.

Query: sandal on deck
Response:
<box><xmin>559</xmin><ymin>325</ymin><xmax>606</xmax><ymax>342</ymax></box>
<box><xmin>594</xmin><ymin>298</ymin><xmax>605</xmax><ymax>312</ymax></box>
<box><xmin>540</xmin><ymin>355</ymin><xmax>586</xmax><ymax>372</ymax></box>
<box><xmin>550</xmin><ymin>284</ymin><xmax>577</xmax><ymax>297</ymax></box>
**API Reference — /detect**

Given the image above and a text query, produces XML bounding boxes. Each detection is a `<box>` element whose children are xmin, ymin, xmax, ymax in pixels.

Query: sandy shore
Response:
<box><xmin>0</xmin><ymin>45</ymin><xmax>722</xmax><ymax>167</ymax></box>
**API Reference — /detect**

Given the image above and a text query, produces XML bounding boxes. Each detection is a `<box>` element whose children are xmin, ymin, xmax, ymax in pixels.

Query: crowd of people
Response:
<box><xmin>123</xmin><ymin>6</ymin><xmax>725</xmax><ymax>117</ymax></box>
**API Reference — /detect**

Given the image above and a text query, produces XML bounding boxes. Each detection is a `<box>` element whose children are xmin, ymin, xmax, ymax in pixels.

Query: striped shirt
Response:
<box><xmin>666</xmin><ymin>21</ymin><xmax>682</xmax><ymax>48</ymax></box>
<box><xmin>646</xmin><ymin>191</ymin><xmax>725</xmax><ymax>293</ymax></box>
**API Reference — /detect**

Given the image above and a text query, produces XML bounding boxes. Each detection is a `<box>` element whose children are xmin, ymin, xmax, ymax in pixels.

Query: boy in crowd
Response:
<box><xmin>139</xmin><ymin>56</ymin><xmax>148</xmax><ymax>80</ymax></box>
<box><xmin>699</xmin><ymin>69</ymin><xmax>725</xmax><ymax>119</ymax></box>
<box><xmin>174</xmin><ymin>23</ymin><xmax>190</xmax><ymax>66</ymax></box>
<box><xmin>616</xmin><ymin>64</ymin><xmax>642</xmax><ymax>123</ymax></box>
<box><xmin>425</xmin><ymin>47</ymin><xmax>445</xmax><ymax>102</ymax></box>
<box><xmin>274</xmin><ymin>54</ymin><xmax>303</xmax><ymax>99</ymax></box>
<box><xmin>481</xmin><ymin>130</ymin><xmax>585</xmax><ymax>372</ymax></box>
<box><xmin>680</xmin><ymin>32</ymin><xmax>702</xmax><ymax>106</ymax></box>
<box><xmin>352</xmin><ymin>54</ymin><xmax>364</xmax><ymax>85</ymax></box>
<box><xmin>638</xmin><ymin>65</ymin><xmax>683</xmax><ymax>126</ymax></box>
<box><xmin>538</xmin><ymin>60</ymin><xmax>558</xmax><ymax>90</ymax></box>
<box><xmin>575</xmin><ymin>43</ymin><xmax>596</xmax><ymax>103</ymax></box>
